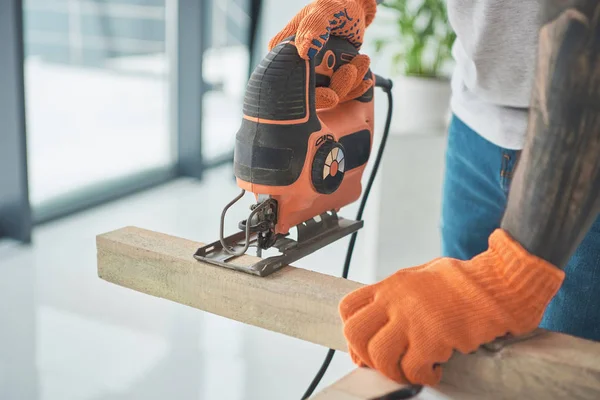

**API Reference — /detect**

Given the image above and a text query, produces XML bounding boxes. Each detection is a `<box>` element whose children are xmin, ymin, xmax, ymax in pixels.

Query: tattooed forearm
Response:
<box><xmin>501</xmin><ymin>1</ymin><xmax>600</xmax><ymax>268</ymax></box>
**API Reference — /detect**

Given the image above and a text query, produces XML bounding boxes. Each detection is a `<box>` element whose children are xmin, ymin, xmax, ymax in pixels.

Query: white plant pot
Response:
<box><xmin>389</xmin><ymin>75</ymin><xmax>452</xmax><ymax>135</ymax></box>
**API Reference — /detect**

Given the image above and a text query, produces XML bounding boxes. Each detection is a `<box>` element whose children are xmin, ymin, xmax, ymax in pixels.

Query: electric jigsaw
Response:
<box><xmin>194</xmin><ymin>35</ymin><xmax>392</xmax><ymax>277</ymax></box>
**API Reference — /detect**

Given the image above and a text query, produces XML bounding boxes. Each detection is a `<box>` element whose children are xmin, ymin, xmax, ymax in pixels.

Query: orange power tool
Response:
<box><xmin>194</xmin><ymin>36</ymin><xmax>392</xmax><ymax>276</ymax></box>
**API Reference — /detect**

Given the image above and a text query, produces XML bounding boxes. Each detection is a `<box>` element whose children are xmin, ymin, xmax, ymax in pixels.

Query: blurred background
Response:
<box><xmin>0</xmin><ymin>0</ymin><xmax>454</xmax><ymax>398</ymax></box>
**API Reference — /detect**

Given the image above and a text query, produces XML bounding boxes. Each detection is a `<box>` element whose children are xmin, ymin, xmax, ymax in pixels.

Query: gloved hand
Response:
<box><xmin>316</xmin><ymin>54</ymin><xmax>373</xmax><ymax>109</ymax></box>
<box><xmin>269</xmin><ymin>0</ymin><xmax>378</xmax><ymax>59</ymax></box>
<box><xmin>339</xmin><ymin>229</ymin><xmax>565</xmax><ymax>385</ymax></box>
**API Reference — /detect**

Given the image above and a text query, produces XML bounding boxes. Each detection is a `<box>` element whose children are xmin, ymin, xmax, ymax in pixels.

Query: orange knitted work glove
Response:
<box><xmin>269</xmin><ymin>0</ymin><xmax>377</xmax><ymax>59</ymax></box>
<box><xmin>316</xmin><ymin>54</ymin><xmax>373</xmax><ymax>109</ymax></box>
<box><xmin>339</xmin><ymin>229</ymin><xmax>565</xmax><ymax>385</ymax></box>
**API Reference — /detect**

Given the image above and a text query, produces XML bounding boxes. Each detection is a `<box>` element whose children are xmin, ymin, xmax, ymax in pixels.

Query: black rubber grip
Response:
<box><xmin>339</xmin><ymin>129</ymin><xmax>371</xmax><ymax>170</ymax></box>
<box><xmin>234</xmin><ymin>118</ymin><xmax>317</xmax><ymax>186</ymax></box>
<box><xmin>243</xmin><ymin>41</ymin><xmax>307</xmax><ymax>121</ymax></box>
<box><xmin>234</xmin><ymin>40</ymin><xmax>320</xmax><ymax>186</ymax></box>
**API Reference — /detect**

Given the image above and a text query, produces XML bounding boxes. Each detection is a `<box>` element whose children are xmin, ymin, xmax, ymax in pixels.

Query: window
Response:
<box><xmin>23</xmin><ymin>0</ymin><xmax>175</xmax><ymax>217</ymax></box>
<box><xmin>202</xmin><ymin>0</ymin><xmax>250</xmax><ymax>163</ymax></box>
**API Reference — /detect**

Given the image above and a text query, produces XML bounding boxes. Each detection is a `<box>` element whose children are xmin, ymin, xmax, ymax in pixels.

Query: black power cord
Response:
<box><xmin>301</xmin><ymin>76</ymin><xmax>394</xmax><ymax>400</ymax></box>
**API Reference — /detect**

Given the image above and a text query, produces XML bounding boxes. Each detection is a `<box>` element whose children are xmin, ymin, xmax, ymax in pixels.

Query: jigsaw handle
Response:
<box><xmin>240</xmin><ymin>35</ymin><xmax>367</xmax><ymax>124</ymax></box>
<box><xmin>234</xmin><ymin>35</ymin><xmax>372</xmax><ymax>188</ymax></box>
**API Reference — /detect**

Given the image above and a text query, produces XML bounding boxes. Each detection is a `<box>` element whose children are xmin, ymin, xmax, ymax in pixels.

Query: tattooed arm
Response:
<box><xmin>501</xmin><ymin>1</ymin><xmax>600</xmax><ymax>268</ymax></box>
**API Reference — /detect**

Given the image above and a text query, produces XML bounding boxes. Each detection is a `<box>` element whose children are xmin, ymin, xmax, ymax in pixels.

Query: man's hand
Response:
<box><xmin>339</xmin><ymin>229</ymin><xmax>565</xmax><ymax>385</ymax></box>
<box><xmin>341</xmin><ymin>0</ymin><xmax>599</xmax><ymax>387</ymax></box>
<box><xmin>268</xmin><ymin>0</ymin><xmax>377</xmax><ymax>59</ymax></box>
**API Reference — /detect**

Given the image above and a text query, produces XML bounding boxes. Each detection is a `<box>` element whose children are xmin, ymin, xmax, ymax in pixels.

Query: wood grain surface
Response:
<box><xmin>97</xmin><ymin>226</ymin><xmax>360</xmax><ymax>351</ymax></box>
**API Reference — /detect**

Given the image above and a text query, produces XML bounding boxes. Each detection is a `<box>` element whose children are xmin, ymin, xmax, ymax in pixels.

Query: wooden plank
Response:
<box><xmin>97</xmin><ymin>226</ymin><xmax>600</xmax><ymax>399</ymax></box>
<box><xmin>310</xmin><ymin>368</ymin><xmax>478</xmax><ymax>400</ymax></box>
<box><xmin>96</xmin><ymin>226</ymin><xmax>360</xmax><ymax>351</ymax></box>
<box><xmin>443</xmin><ymin>332</ymin><xmax>600</xmax><ymax>399</ymax></box>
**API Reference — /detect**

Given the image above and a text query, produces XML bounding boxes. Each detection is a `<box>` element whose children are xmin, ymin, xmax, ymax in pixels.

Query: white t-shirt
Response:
<box><xmin>446</xmin><ymin>0</ymin><xmax>541</xmax><ymax>150</ymax></box>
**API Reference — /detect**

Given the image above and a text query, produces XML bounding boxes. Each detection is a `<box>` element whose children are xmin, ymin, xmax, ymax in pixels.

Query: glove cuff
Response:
<box><xmin>486</xmin><ymin>229</ymin><xmax>565</xmax><ymax>332</ymax></box>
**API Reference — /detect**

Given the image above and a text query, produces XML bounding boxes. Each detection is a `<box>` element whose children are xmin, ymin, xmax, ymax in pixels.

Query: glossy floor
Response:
<box><xmin>25</xmin><ymin>47</ymin><xmax>247</xmax><ymax>207</ymax></box>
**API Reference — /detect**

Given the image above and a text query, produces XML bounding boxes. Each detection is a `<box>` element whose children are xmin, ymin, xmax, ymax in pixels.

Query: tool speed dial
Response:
<box><xmin>311</xmin><ymin>141</ymin><xmax>346</xmax><ymax>194</ymax></box>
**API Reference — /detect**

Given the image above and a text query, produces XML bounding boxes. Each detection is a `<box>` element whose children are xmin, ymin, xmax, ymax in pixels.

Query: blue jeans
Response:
<box><xmin>440</xmin><ymin>115</ymin><xmax>600</xmax><ymax>342</ymax></box>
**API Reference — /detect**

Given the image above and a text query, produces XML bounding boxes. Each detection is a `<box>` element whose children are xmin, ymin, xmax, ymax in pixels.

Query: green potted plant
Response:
<box><xmin>373</xmin><ymin>0</ymin><xmax>456</xmax><ymax>134</ymax></box>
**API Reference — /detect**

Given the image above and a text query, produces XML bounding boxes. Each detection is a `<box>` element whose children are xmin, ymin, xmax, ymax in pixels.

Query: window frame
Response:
<box><xmin>1</xmin><ymin>0</ymin><xmax>263</xmax><ymax>239</ymax></box>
